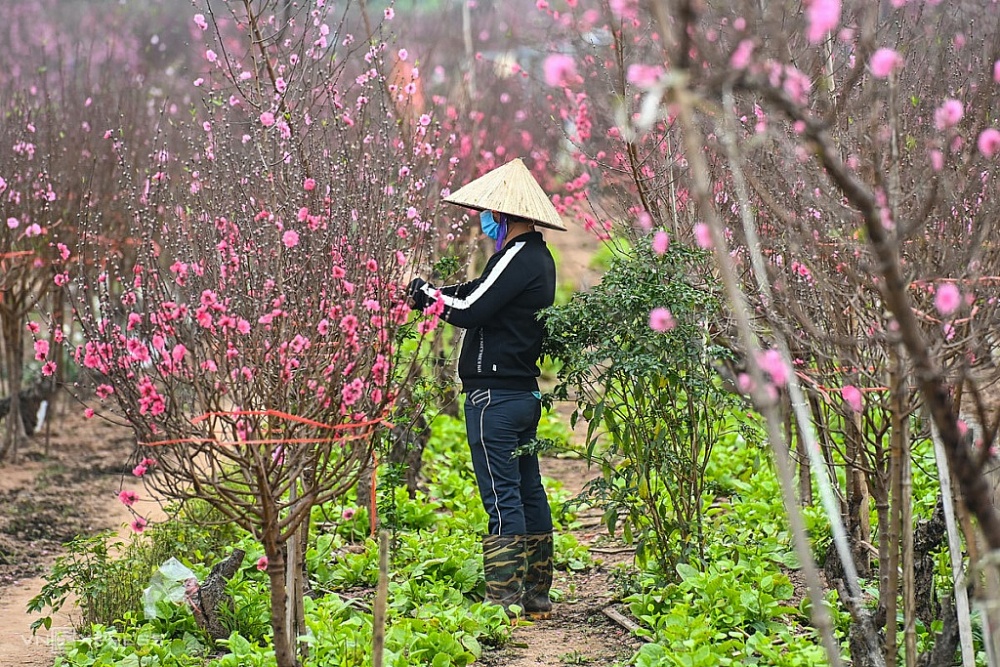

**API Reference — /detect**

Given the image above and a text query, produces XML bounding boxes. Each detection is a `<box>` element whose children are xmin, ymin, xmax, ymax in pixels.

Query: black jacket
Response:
<box><xmin>409</xmin><ymin>231</ymin><xmax>555</xmax><ymax>392</ymax></box>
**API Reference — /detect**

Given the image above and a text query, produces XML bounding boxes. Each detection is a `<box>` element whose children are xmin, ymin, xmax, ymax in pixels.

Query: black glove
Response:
<box><xmin>408</xmin><ymin>277</ymin><xmax>429</xmax><ymax>310</ymax></box>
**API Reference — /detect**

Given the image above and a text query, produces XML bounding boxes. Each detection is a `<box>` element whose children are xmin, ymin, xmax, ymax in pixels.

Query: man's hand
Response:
<box><xmin>407</xmin><ymin>277</ymin><xmax>427</xmax><ymax>310</ymax></box>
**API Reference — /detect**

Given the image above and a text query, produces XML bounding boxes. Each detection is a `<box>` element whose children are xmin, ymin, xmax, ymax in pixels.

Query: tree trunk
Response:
<box><xmin>846</xmin><ymin>413</ymin><xmax>872</xmax><ymax>578</ymax></box>
<box><xmin>265</xmin><ymin>538</ymin><xmax>299</xmax><ymax>667</ymax></box>
<box><xmin>791</xmin><ymin>401</ymin><xmax>812</xmax><ymax>505</ymax></box>
<box><xmin>901</xmin><ymin>416</ymin><xmax>916</xmax><ymax>667</ymax></box>
<box><xmin>0</xmin><ymin>310</ymin><xmax>26</xmax><ymax>463</ymax></box>
<box><xmin>886</xmin><ymin>361</ymin><xmax>905</xmax><ymax>667</ymax></box>
<box><xmin>193</xmin><ymin>549</ymin><xmax>245</xmax><ymax>640</ymax></box>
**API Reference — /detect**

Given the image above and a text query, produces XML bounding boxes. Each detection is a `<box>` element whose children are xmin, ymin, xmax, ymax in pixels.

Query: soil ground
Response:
<box><xmin>0</xmin><ymin>399</ymin><xmax>156</xmax><ymax>667</ymax></box>
<box><xmin>480</xmin><ymin>456</ymin><xmax>643</xmax><ymax>667</ymax></box>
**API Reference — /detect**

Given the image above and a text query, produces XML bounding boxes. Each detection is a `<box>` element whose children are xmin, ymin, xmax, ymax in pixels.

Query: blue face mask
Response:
<box><xmin>479</xmin><ymin>210</ymin><xmax>501</xmax><ymax>240</ymax></box>
<box><xmin>480</xmin><ymin>210</ymin><xmax>509</xmax><ymax>250</ymax></box>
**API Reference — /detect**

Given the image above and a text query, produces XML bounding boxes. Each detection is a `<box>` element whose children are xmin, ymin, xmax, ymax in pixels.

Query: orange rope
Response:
<box><xmin>191</xmin><ymin>408</ymin><xmax>383</xmax><ymax>431</ymax></box>
<box><xmin>140</xmin><ymin>408</ymin><xmax>389</xmax><ymax>447</ymax></box>
<box><xmin>139</xmin><ymin>432</ymin><xmax>377</xmax><ymax>447</ymax></box>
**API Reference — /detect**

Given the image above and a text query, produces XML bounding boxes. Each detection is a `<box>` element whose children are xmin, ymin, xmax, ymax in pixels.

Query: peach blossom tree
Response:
<box><xmin>58</xmin><ymin>2</ymin><xmax>454</xmax><ymax>664</ymax></box>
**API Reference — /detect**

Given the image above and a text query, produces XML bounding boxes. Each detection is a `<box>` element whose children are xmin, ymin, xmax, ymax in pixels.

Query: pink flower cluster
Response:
<box><xmin>806</xmin><ymin>0</ymin><xmax>840</xmax><ymax>43</ymax></box>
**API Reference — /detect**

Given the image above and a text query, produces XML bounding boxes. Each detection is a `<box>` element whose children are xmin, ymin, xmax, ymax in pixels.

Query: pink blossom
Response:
<box><xmin>282</xmin><ymin>230</ymin><xmax>300</xmax><ymax>248</ymax></box>
<box><xmin>978</xmin><ymin>128</ymin><xmax>1000</xmax><ymax>158</ymax></box>
<box><xmin>340</xmin><ymin>314</ymin><xmax>359</xmax><ymax>334</ymax></box>
<box><xmin>140</xmin><ymin>457</ymin><xmax>158</xmax><ymax>468</ymax></box>
<box><xmin>205</xmin><ymin>49</ymin><xmax>218</xmax><ymax>63</ymax></box>
<box><xmin>131</xmin><ymin>517</ymin><xmax>148</xmax><ymax>533</ymax></box>
<box><xmin>841</xmin><ymin>385</ymin><xmax>863</xmax><ymax>413</ymax></box>
<box><xmin>303</xmin><ymin>178</ymin><xmax>316</xmax><ymax>191</ymax></box>
<box><xmin>419</xmin><ymin>114</ymin><xmax>431</xmax><ymax>126</ymax></box>
<box><xmin>806</xmin><ymin>0</ymin><xmax>841</xmax><ymax>43</ymax></box>
<box><xmin>652</xmin><ymin>231</ymin><xmax>669</xmax><ymax>255</ymax></box>
<box><xmin>384</xmin><ymin>7</ymin><xmax>394</xmax><ymax>19</ymax></box>
<box><xmin>934</xmin><ymin>282</ymin><xmax>961</xmax><ymax>316</ymax></box>
<box><xmin>870</xmin><ymin>48</ymin><xmax>903</xmax><ymax>79</ymax></box>
<box><xmin>193</xmin><ymin>14</ymin><xmax>208</xmax><ymax>30</ymax></box>
<box><xmin>133</xmin><ymin>464</ymin><xmax>148</xmax><ymax>477</ymax></box>
<box><xmin>257</xmin><ymin>556</ymin><xmax>269</xmax><ymax>571</ymax></box>
<box><xmin>609</xmin><ymin>0</ymin><xmax>638</xmax><ymax>20</ymax></box>
<box><xmin>398</xmin><ymin>48</ymin><xmax>408</xmax><ymax>61</ymax></box>
<box><xmin>693</xmin><ymin>223</ymin><xmax>713</xmax><ymax>249</ymax></box>
<box><xmin>342</xmin><ymin>507</ymin><xmax>356</xmax><ymax>520</ymax></box>
<box><xmin>625</xmin><ymin>63</ymin><xmax>663</xmax><ymax>88</ymax></box>
<box><xmin>41</xmin><ymin>361</ymin><xmax>56</xmax><ymax>376</ymax></box>
<box><xmin>193</xmin><ymin>78</ymin><xmax>204</xmax><ymax>87</ymax></box>
<box><xmin>27</xmin><ymin>322</ymin><xmax>40</xmax><ymax>334</ymax></box>
<box><xmin>757</xmin><ymin>349</ymin><xmax>788</xmax><ymax>387</ymax></box>
<box><xmin>84</xmin><ymin>408</ymin><xmax>95</xmax><ymax>419</ymax></box>
<box><xmin>342</xmin><ymin>377</ymin><xmax>365</xmax><ymax>406</ymax></box>
<box><xmin>649</xmin><ymin>307</ymin><xmax>676</xmax><ymax>332</ymax></box>
<box><xmin>929</xmin><ymin>149</ymin><xmax>944</xmax><ymax>172</ymax></box>
<box><xmin>260</xmin><ymin>111</ymin><xmax>276</xmax><ymax>127</ymax></box>
<box><xmin>6</xmin><ymin>217</ymin><xmax>17</xmax><ymax>229</ymax></box>
<box><xmin>994</xmin><ymin>60</ymin><xmax>1000</xmax><ymax>83</ymax></box>
<box><xmin>542</xmin><ymin>54</ymin><xmax>577</xmax><ymax>87</ymax></box>
<box><xmin>934</xmin><ymin>99</ymin><xmax>964</xmax><ymax>130</ymax></box>
<box><xmin>33</xmin><ymin>339</ymin><xmax>49</xmax><ymax>361</ymax></box>
<box><xmin>171</xmin><ymin>344</ymin><xmax>187</xmax><ymax>366</ymax></box>
<box><xmin>26</xmin><ymin>223</ymin><xmax>42</xmax><ymax>237</ymax></box>
<box><xmin>118</xmin><ymin>490</ymin><xmax>139</xmax><ymax>507</ymax></box>
<box><xmin>730</xmin><ymin>40</ymin><xmax>755</xmax><ymax>70</ymax></box>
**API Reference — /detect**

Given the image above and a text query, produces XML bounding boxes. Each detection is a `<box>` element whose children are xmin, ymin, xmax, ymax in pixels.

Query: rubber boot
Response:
<box><xmin>482</xmin><ymin>535</ymin><xmax>526</xmax><ymax>615</ymax></box>
<box><xmin>522</xmin><ymin>533</ymin><xmax>554</xmax><ymax>619</ymax></box>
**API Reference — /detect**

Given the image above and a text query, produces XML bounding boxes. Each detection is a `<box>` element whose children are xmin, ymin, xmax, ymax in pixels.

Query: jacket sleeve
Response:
<box><xmin>409</xmin><ymin>244</ymin><xmax>532</xmax><ymax>328</ymax></box>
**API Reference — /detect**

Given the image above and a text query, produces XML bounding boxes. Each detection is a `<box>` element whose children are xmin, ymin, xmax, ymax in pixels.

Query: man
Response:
<box><xmin>409</xmin><ymin>158</ymin><xmax>566</xmax><ymax>618</ymax></box>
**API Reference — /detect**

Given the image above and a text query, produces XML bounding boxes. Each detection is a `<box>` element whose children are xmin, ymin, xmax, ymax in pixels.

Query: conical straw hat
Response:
<box><xmin>443</xmin><ymin>158</ymin><xmax>567</xmax><ymax>231</ymax></box>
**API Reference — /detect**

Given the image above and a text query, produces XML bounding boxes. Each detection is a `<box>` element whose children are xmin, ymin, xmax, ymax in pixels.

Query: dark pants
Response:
<box><xmin>465</xmin><ymin>388</ymin><xmax>553</xmax><ymax>536</ymax></box>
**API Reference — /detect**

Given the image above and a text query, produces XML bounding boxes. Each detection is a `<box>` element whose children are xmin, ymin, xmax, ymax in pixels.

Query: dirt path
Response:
<box><xmin>0</xmin><ymin>401</ymin><xmax>157</xmax><ymax>667</ymax></box>
<box><xmin>480</xmin><ymin>457</ymin><xmax>642</xmax><ymax>667</ymax></box>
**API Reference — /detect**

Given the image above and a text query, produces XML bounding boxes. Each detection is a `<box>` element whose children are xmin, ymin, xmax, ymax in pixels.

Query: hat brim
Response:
<box><xmin>443</xmin><ymin>158</ymin><xmax>567</xmax><ymax>231</ymax></box>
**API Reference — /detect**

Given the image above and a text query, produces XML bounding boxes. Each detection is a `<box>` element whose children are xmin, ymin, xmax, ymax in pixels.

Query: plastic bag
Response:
<box><xmin>142</xmin><ymin>557</ymin><xmax>198</xmax><ymax>619</ymax></box>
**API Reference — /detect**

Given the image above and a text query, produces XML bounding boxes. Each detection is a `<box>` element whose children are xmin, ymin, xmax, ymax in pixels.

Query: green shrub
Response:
<box><xmin>29</xmin><ymin>499</ymin><xmax>244</xmax><ymax>634</ymax></box>
<box><xmin>543</xmin><ymin>236</ymin><xmax>744</xmax><ymax>571</ymax></box>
